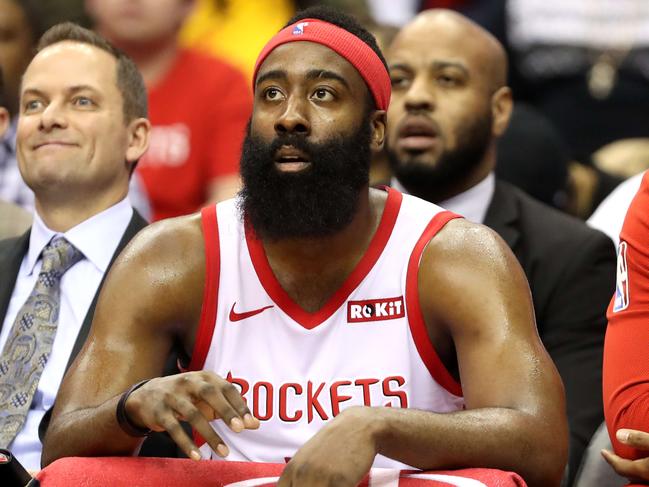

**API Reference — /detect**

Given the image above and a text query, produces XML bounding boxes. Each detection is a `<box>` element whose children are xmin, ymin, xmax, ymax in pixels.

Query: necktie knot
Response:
<box><xmin>40</xmin><ymin>237</ymin><xmax>84</xmax><ymax>277</ymax></box>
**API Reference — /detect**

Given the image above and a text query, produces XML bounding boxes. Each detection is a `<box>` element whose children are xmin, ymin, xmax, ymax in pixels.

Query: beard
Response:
<box><xmin>239</xmin><ymin>114</ymin><xmax>372</xmax><ymax>240</ymax></box>
<box><xmin>387</xmin><ymin>110</ymin><xmax>493</xmax><ymax>203</ymax></box>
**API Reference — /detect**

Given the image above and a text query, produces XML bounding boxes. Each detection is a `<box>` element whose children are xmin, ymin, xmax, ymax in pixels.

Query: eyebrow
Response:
<box><xmin>22</xmin><ymin>84</ymin><xmax>101</xmax><ymax>98</ymax></box>
<box><xmin>305</xmin><ymin>69</ymin><xmax>350</xmax><ymax>89</ymax></box>
<box><xmin>255</xmin><ymin>69</ymin><xmax>287</xmax><ymax>88</ymax></box>
<box><xmin>389</xmin><ymin>60</ymin><xmax>469</xmax><ymax>77</ymax></box>
<box><xmin>255</xmin><ymin>68</ymin><xmax>351</xmax><ymax>90</ymax></box>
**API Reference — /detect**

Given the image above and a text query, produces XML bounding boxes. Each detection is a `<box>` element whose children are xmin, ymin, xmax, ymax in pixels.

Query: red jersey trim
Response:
<box><xmin>245</xmin><ymin>188</ymin><xmax>403</xmax><ymax>330</ymax></box>
<box><xmin>189</xmin><ymin>205</ymin><xmax>221</xmax><ymax>371</ymax></box>
<box><xmin>406</xmin><ymin>211</ymin><xmax>463</xmax><ymax>397</ymax></box>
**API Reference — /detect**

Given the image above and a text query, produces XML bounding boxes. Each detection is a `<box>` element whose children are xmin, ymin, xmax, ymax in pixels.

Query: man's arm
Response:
<box><xmin>602</xmin><ymin>172</ymin><xmax>649</xmax><ymax>481</ymax></box>
<box><xmin>279</xmin><ymin>220</ymin><xmax>567</xmax><ymax>487</ymax></box>
<box><xmin>42</xmin><ymin>215</ymin><xmax>257</xmax><ymax>466</ymax></box>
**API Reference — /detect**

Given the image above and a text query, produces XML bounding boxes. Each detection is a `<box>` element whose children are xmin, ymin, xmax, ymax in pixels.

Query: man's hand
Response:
<box><xmin>125</xmin><ymin>371</ymin><xmax>259</xmax><ymax>460</ymax></box>
<box><xmin>602</xmin><ymin>429</ymin><xmax>649</xmax><ymax>483</ymax></box>
<box><xmin>278</xmin><ymin>407</ymin><xmax>378</xmax><ymax>487</ymax></box>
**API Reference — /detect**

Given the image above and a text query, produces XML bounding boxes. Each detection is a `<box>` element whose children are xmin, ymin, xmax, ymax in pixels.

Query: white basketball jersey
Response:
<box><xmin>190</xmin><ymin>188</ymin><xmax>465</xmax><ymax>468</ymax></box>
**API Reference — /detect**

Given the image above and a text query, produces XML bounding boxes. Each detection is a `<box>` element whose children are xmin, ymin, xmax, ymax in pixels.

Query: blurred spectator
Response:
<box><xmin>385</xmin><ymin>10</ymin><xmax>616</xmax><ymax>483</ymax></box>
<box><xmin>88</xmin><ymin>0</ymin><xmax>252</xmax><ymax>221</ymax></box>
<box><xmin>496</xmin><ymin>103</ymin><xmax>569</xmax><ymax>210</ymax></box>
<box><xmin>0</xmin><ymin>66</ymin><xmax>30</xmax><ymax>238</ymax></box>
<box><xmin>588</xmin><ymin>171</ymin><xmax>645</xmax><ymax>249</ymax></box>
<box><xmin>180</xmin><ymin>0</ymin><xmax>292</xmax><ymax>77</ymax></box>
<box><xmin>0</xmin><ymin>0</ymin><xmax>42</xmax><ymax>208</ymax></box>
<box><xmin>464</xmin><ymin>0</ymin><xmax>649</xmax><ymax>173</ymax></box>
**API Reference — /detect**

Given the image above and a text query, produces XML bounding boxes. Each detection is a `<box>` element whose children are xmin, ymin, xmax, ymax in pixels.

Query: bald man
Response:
<box><xmin>386</xmin><ymin>10</ymin><xmax>617</xmax><ymax>484</ymax></box>
<box><xmin>44</xmin><ymin>7</ymin><xmax>567</xmax><ymax>486</ymax></box>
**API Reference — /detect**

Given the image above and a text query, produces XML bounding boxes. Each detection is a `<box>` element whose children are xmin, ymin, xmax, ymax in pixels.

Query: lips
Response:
<box><xmin>396</xmin><ymin>117</ymin><xmax>440</xmax><ymax>152</ymax></box>
<box><xmin>274</xmin><ymin>145</ymin><xmax>311</xmax><ymax>172</ymax></box>
<box><xmin>33</xmin><ymin>141</ymin><xmax>77</xmax><ymax>150</ymax></box>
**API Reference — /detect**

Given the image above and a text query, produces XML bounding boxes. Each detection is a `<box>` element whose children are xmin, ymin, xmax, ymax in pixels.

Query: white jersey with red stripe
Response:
<box><xmin>190</xmin><ymin>188</ymin><xmax>465</xmax><ymax>468</ymax></box>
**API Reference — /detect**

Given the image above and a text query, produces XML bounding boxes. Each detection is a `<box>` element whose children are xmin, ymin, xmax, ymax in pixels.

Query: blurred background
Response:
<box><xmin>2</xmin><ymin>0</ymin><xmax>649</xmax><ymax>224</ymax></box>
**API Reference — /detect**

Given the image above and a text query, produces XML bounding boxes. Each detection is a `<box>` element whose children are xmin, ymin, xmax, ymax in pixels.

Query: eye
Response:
<box><xmin>73</xmin><ymin>96</ymin><xmax>95</xmax><ymax>107</ymax></box>
<box><xmin>263</xmin><ymin>87</ymin><xmax>285</xmax><ymax>101</ymax></box>
<box><xmin>390</xmin><ymin>75</ymin><xmax>410</xmax><ymax>90</ymax></box>
<box><xmin>437</xmin><ymin>74</ymin><xmax>460</xmax><ymax>87</ymax></box>
<box><xmin>311</xmin><ymin>88</ymin><xmax>334</xmax><ymax>101</ymax></box>
<box><xmin>23</xmin><ymin>99</ymin><xmax>44</xmax><ymax>113</ymax></box>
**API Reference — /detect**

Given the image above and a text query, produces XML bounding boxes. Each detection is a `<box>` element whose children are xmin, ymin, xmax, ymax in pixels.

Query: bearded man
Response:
<box><xmin>43</xmin><ymin>7</ymin><xmax>567</xmax><ymax>487</ymax></box>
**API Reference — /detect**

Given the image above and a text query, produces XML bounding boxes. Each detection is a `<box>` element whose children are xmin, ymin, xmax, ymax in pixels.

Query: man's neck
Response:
<box><xmin>35</xmin><ymin>190</ymin><xmax>128</xmax><ymax>233</ymax></box>
<box><xmin>400</xmin><ymin>145</ymin><xmax>497</xmax><ymax>204</ymax></box>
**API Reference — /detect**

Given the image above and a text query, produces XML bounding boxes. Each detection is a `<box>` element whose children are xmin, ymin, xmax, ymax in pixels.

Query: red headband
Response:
<box><xmin>252</xmin><ymin>19</ymin><xmax>391</xmax><ymax>111</ymax></box>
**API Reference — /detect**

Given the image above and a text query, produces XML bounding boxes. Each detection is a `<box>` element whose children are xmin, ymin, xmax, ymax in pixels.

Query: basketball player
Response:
<box><xmin>43</xmin><ymin>8</ymin><xmax>567</xmax><ymax>487</ymax></box>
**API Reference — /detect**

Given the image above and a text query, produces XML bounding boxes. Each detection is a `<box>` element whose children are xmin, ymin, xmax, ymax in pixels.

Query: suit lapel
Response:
<box><xmin>483</xmin><ymin>181</ymin><xmax>521</xmax><ymax>251</ymax></box>
<box><xmin>0</xmin><ymin>231</ymin><xmax>31</xmax><ymax>334</ymax></box>
<box><xmin>65</xmin><ymin>210</ymin><xmax>148</xmax><ymax>369</ymax></box>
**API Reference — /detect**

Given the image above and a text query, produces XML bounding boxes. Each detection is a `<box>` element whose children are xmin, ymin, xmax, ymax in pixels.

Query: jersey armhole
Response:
<box><xmin>406</xmin><ymin>210</ymin><xmax>463</xmax><ymax>397</ymax></box>
<box><xmin>188</xmin><ymin>205</ymin><xmax>221</xmax><ymax>371</ymax></box>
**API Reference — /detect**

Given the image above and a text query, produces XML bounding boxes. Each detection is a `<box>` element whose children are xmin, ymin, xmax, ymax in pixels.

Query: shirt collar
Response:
<box><xmin>392</xmin><ymin>172</ymin><xmax>495</xmax><ymax>224</ymax></box>
<box><xmin>438</xmin><ymin>173</ymin><xmax>495</xmax><ymax>224</ymax></box>
<box><xmin>26</xmin><ymin>197</ymin><xmax>133</xmax><ymax>275</ymax></box>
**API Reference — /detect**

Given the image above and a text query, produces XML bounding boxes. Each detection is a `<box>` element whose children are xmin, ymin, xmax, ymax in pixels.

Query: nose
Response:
<box><xmin>39</xmin><ymin>101</ymin><xmax>68</xmax><ymax>132</ymax></box>
<box><xmin>274</xmin><ymin>97</ymin><xmax>310</xmax><ymax>136</ymax></box>
<box><xmin>404</xmin><ymin>75</ymin><xmax>436</xmax><ymax>113</ymax></box>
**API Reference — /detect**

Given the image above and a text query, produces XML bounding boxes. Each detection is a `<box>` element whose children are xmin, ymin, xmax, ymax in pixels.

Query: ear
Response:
<box><xmin>370</xmin><ymin>110</ymin><xmax>386</xmax><ymax>153</ymax></box>
<box><xmin>490</xmin><ymin>86</ymin><xmax>513</xmax><ymax>137</ymax></box>
<box><xmin>125</xmin><ymin>118</ymin><xmax>151</xmax><ymax>169</ymax></box>
<box><xmin>0</xmin><ymin>107</ymin><xmax>9</xmax><ymax>138</ymax></box>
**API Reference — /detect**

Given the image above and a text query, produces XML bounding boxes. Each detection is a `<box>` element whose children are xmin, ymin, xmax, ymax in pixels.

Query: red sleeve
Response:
<box><xmin>603</xmin><ymin>171</ymin><xmax>649</xmax><ymax>459</ymax></box>
<box><xmin>206</xmin><ymin>62</ymin><xmax>252</xmax><ymax>181</ymax></box>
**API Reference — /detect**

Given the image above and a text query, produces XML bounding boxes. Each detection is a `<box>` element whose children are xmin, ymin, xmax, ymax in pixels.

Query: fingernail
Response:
<box><xmin>230</xmin><ymin>417</ymin><xmax>244</xmax><ymax>432</ymax></box>
<box><xmin>217</xmin><ymin>443</ymin><xmax>229</xmax><ymax>457</ymax></box>
<box><xmin>243</xmin><ymin>413</ymin><xmax>257</xmax><ymax>426</ymax></box>
<box><xmin>190</xmin><ymin>450</ymin><xmax>202</xmax><ymax>461</ymax></box>
<box><xmin>617</xmin><ymin>429</ymin><xmax>630</xmax><ymax>443</ymax></box>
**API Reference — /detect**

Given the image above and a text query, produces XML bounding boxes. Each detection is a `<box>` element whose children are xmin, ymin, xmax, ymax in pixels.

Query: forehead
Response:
<box><xmin>256</xmin><ymin>41</ymin><xmax>367</xmax><ymax>92</ymax></box>
<box><xmin>22</xmin><ymin>41</ymin><xmax>119</xmax><ymax>94</ymax></box>
<box><xmin>388</xmin><ymin>19</ymin><xmax>484</xmax><ymax>73</ymax></box>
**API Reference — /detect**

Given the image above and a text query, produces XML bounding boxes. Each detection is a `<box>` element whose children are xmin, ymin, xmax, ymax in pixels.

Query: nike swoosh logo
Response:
<box><xmin>229</xmin><ymin>302</ymin><xmax>274</xmax><ymax>322</ymax></box>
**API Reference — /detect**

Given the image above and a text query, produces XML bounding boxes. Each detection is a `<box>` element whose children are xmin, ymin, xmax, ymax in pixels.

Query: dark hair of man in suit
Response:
<box><xmin>37</xmin><ymin>22</ymin><xmax>147</xmax><ymax>122</ymax></box>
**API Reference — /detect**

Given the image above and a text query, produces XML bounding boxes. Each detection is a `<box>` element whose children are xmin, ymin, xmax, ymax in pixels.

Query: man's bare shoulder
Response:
<box><xmin>119</xmin><ymin>213</ymin><xmax>204</xmax><ymax>271</ymax></box>
<box><xmin>424</xmin><ymin>217</ymin><xmax>512</xmax><ymax>268</ymax></box>
<box><xmin>100</xmin><ymin>212</ymin><xmax>207</xmax><ymax>332</ymax></box>
<box><xmin>419</xmin><ymin>217</ymin><xmax>532</xmax><ymax>336</ymax></box>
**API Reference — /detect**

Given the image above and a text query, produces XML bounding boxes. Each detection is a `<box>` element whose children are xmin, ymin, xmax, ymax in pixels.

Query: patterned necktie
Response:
<box><xmin>0</xmin><ymin>237</ymin><xmax>83</xmax><ymax>448</ymax></box>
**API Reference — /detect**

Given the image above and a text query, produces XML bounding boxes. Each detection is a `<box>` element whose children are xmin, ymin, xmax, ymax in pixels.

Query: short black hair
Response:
<box><xmin>37</xmin><ymin>22</ymin><xmax>147</xmax><ymax>121</ymax></box>
<box><xmin>284</xmin><ymin>6</ymin><xmax>387</xmax><ymax>110</ymax></box>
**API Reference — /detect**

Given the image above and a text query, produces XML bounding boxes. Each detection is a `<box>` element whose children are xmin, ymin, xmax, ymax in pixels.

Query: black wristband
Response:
<box><xmin>116</xmin><ymin>379</ymin><xmax>153</xmax><ymax>437</ymax></box>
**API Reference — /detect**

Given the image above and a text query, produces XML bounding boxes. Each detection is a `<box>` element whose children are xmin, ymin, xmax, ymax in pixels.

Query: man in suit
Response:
<box><xmin>385</xmin><ymin>10</ymin><xmax>616</xmax><ymax>485</ymax></box>
<box><xmin>0</xmin><ymin>22</ymin><xmax>149</xmax><ymax>470</ymax></box>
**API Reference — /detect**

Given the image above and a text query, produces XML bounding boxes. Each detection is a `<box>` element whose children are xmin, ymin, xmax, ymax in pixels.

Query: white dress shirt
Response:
<box><xmin>588</xmin><ymin>171</ymin><xmax>645</xmax><ymax>249</ymax></box>
<box><xmin>391</xmin><ymin>172</ymin><xmax>496</xmax><ymax>224</ymax></box>
<box><xmin>0</xmin><ymin>197</ymin><xmax>133</xmax><ymax>470</ymax></box>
